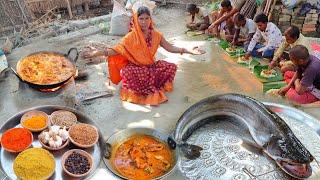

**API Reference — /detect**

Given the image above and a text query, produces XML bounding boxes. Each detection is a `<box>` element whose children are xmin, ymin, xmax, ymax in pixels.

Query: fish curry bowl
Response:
<box><xmin>104</xmin><ymin>128</ymin><xmax>178</xmax><ymax>180</ymax></box>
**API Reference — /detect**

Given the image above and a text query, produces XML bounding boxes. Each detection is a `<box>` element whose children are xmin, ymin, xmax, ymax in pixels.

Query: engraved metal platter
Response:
<box><xmin>0</xmin><ymin>105</ymin><xmax>106</xmax><ymax>180</ymax></box>
<box><xmin>179</xmin><ymin>103</ymin><xmax>320</xmax><ymax>180</ymax></box>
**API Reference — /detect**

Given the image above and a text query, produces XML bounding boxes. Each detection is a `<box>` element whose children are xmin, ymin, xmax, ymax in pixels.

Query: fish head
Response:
<box><xmin>265</xmin><ymin>135</ymin><xmax>314</xmax><ymax>179</ymax></box>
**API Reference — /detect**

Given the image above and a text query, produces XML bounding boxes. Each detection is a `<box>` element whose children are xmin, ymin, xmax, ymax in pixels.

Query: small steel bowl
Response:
<box><xmin>104</xmin><ymin>127</ymin><xmax>178</xmax><ymax>180</ymax></box>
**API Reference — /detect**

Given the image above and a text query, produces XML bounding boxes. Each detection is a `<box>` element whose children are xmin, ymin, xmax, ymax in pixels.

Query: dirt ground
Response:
<box><xmin>1</xmin><ymin>5</ymin><xmax>320</xmax><ymax>179</ymax></box>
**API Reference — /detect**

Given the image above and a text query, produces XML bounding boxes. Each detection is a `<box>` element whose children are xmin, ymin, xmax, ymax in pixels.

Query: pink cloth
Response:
<box><xmin>284</xmin><ymin>71</ymin><xmax>294</xmax><ymax>84</ymax></box>
<box><xmin>284</xmin><ymin>71</ymin><xmax>318</xmax><ymax>104</ymax></box>
<box><xmin>120</xmin><ymin>60</ymin><xmax>177</xmax><ymax>96</ymax></box>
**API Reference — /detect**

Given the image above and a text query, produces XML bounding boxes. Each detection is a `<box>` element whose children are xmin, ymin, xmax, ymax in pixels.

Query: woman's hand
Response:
<box><xmin>185</xmin><ymin>47</ymin><xmax>206</xmax><ymax>55</ymax></box>
<box><xmin>278</xmin><ymin>85</ymin><xmax>290</xmax><ymax>96</ymax></box>
<box><xmin>81</xmin><ymin>46</ymin><xmax>105</xmax><ymax>59</ymax></box>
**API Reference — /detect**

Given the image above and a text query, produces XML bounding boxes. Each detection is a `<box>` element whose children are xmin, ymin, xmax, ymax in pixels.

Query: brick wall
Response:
<box><xmin>271</xmin><ymin>5</ymin><xmax>319</xmax><ymax>37</ymax></box>
<box><xmin>165</xmin><ymin>0</ymin><xmax>208</xmax><ymax>4</ymax></box>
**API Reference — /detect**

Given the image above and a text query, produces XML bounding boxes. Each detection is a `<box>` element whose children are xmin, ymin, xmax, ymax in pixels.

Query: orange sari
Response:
<box><xmin>107</xmin><ymin>13</ymin><xmax>177</xmax><ymax>105</ymax></box>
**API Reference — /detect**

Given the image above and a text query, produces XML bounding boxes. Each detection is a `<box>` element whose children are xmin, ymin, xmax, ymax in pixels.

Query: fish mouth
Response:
<box><xmin>278</xmin><ymin>159</ymin><xmax>312</xmax><ymax>179</ymax></box>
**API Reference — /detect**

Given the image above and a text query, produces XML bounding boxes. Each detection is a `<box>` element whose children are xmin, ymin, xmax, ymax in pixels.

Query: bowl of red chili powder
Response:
<box><xmin>1</xmin><ymin>128</ymin><xmax>33</xmax><ymax>153</ymax></box>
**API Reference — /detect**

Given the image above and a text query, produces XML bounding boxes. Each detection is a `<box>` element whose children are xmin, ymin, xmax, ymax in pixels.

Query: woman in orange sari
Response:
<box><xmin>83</xmin><ymin>6</ymin><xmax>204</xmax><ymax>105</ymax></box>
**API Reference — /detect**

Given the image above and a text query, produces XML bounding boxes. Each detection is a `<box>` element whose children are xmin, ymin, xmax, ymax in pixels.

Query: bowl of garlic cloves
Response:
<box><xmin>38</xmin><ymin>125</ymin><xmax>70</xmax><ymax>151</ymax></box>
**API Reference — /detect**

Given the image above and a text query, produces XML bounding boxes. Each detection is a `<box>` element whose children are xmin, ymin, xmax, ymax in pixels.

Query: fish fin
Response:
<box><xmin>315</xmin><ymin>158</ymin><xmax>320</xmax><ymax>168</ymax></box>
<box><xmin>180</xmin><ymin>143</ymin><xmax>203</xmax><ymax>160</ymax></box>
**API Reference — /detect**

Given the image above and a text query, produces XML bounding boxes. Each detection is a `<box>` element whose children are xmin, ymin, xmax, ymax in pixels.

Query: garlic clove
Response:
<box><xmin>49</xmin><ymin>138</ymin><xmax>55</xmax><ymax>148</ymax></box>
<box><xmin>51</xmin><ymin>125</ymin><xmax>60</xmax><ymax>135</ymax></box>
<box><xmin>56</xmin><ymin>136</ymin><xmax>63</xmax><ymax>147</ymax></box>
<box><xmin>60</xmin><ymin>129</ymin><xmax>69</xmax><ymax>141</ymax></box>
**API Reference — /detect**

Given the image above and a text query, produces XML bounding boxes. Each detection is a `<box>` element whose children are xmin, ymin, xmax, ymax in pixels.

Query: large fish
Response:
<box><xmin>168</xmin><ymin>93</ymin><xmax>314</xmax><ymax>179</ymax></box>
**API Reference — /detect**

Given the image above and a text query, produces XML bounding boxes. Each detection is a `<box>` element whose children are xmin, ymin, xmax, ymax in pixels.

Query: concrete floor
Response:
<box><xmin>1</xmin><ymin>5</ymin><xmax>320</xmax><ymax>179</ymax></box>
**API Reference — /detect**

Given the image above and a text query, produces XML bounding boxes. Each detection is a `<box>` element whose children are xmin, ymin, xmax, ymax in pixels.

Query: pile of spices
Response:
<box><xmin>51</xmin><ymin>110</ymin><xmax>77</xmax><ymax>128</ymax></box>
<box><xmin>69</xmin><ymin>123</ymin><xmax>98</xmax><ymax>145</ymax></box>
<box><xmin>64</xmin><ymin>152</ymin><xmax>91</xmax><ymax>175</ymax></box>
<box><xmin>13</xmin><ymin>148</ymin><xmax>55</xmax><ymax>180</ymax></box>
<box><xmin>22</xmin><ymin>115</ymin><xmax>47</xmax><ymax>130</ymax></box>
<box><xmin>1</xmin><ymin>128</ymin><xmax>32</xmax><ymax>152</ymax></box>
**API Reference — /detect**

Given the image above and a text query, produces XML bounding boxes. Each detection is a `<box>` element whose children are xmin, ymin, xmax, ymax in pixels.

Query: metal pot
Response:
<box><xmin>11</xmin><ymin>48</ymin><xmax>79</xmax><ymax>90</ymax></box>
<box><xmin>104</xmin><ymin>127</ymin><xmax>178</xmax><ymax>180</ymax></box>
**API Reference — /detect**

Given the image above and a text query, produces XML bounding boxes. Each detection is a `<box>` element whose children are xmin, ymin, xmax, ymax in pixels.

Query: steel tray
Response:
<box><xmin>0</xmin><ymin>105</ymin><xmax>106</xmax><ymax>180</ymax></box>
<box><xmin>179</xmin><ymin>102</ymin><xmax>320</xmax><ymax>180</ymax></box>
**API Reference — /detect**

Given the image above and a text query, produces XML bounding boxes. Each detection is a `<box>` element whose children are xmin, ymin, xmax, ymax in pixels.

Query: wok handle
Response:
<box><xmin>66</xmin><ymin>48</ymin><xmax>79</xmax><ymax>63</ymax></box>
<box><xmin>10</xmin><ymin>67</ymin><xmax>24</xmax><ymax>82</ymax></box>
<box><xmin>167</xmin><ymin>136</ymin><xmax>177</xmax><ymax>150</ymax></box>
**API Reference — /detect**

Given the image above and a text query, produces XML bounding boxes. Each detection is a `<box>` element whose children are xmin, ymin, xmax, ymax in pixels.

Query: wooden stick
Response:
<box><xmin>15</xmin><ymin>0</ymin><xmax>29</xmax><ymax>24</ymax></box>
<box><xmin>264</xmin><ymin>0</ymin><xmax>272</xmax><ymax>15</ymax></box>
<box><xmin>65</xmin><ymin>0</ymin><xmax>73</xmax><ymax>19</ymax></box>
<box><xmin>0</xmin><ymin>1</ymin><xmax>16</xmax><ymax>32</ymax></box>
<box><xmin>84</xmin><ymin>1</ymin><xmax>89</xmax><ymax>12</ymax></box>
<box><xmin>268</xmin><ymin>0</ymin><xmax>277</xmax><ymax>20</ymax></box>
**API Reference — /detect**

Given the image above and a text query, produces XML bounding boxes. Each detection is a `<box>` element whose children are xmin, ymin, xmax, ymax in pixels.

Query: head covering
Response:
<box><xmin>107</xmin><ymin>12</ymin><xmax>162</xmax><ymax>84</ymax></box>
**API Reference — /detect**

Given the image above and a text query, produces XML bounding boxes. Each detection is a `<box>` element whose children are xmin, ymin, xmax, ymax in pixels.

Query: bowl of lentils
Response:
<box><xmin>61</xmin><ymin>149</ymin><xmax>93</xmax><ymax>178</ymax></box>
<box><xmin>68</xmin><ymin>123</ymin><xmax>99</xmax><ymax>148</ymax></box>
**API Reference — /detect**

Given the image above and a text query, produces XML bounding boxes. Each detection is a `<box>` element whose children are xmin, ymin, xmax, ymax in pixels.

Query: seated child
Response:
<box><xmin>186</xmin><ymin>4</ymin><xmax>211</xmax><ymax>31</ymax></box>
<box><xmin>269</xmin><ymin>26</ymin><xmax>306</xmax><ymax>73</ymax></box>
<box><xmin>231</xmin><ymin>13</ymin><xmax>256</xmax><ymax>46</ymax></box>
<box><xmin>208</xmin><ymin>0</ymin><xmax>234</xmax><ymax>38</ymax></box>
<box><xmin>279</xmin><ymin>45</ymin><xmax>320</xmax><ymax>104</ymax></box>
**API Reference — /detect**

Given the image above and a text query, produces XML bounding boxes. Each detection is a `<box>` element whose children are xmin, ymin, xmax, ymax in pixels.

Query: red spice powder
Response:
<box><xmin>1</xmin><ymin>128</ymin><xmax>32</xmax><ymax>152</ymax></box>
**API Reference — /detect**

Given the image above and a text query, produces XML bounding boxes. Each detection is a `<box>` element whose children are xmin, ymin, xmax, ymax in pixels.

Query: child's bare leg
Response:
<box><xmin>186</xmin><ymin>23</ymin><xmax>197</xmax><ymax>30</ymax></box>
<box><xmin>198</xmin><ymin>23</ymin><xmax>210</xmax><ymax>31</ymax></box>
<box><xmin>226</xmin><ymin>18</ymin><xmax>235</xmax><ymax>35</ymax></box>
<box><xmin>281</xmin><ymin>64</ymin><xmax>296</xmax><ymax>73</ymax></box>
<box><xmin>225</xmin><ymin>35</ymin><xmax>234</xmax><ymax>42</ymax></box>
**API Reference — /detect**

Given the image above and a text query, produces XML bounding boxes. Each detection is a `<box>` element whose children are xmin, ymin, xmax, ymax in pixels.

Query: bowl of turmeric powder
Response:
<box><xmin>20</xmin><ymin>110</ymin><xmax>49</xmax><ymax>132</ymax></box>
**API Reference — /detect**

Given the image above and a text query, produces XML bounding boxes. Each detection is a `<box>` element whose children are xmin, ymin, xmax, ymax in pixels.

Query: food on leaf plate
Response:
<box><xmin>261</xmin><ymin>69</ymin><xmax>277</xmax><ymax>78</ymax></box>
<box><xmin>265</xmin><ymin>89</ymin><xmax>281</xmax><ymax>97</ymax></box>
<box><xmin>226</xmin><ymin>47</ymin><xmax>236</xmax><ymax>53</ymax></box>
<box><xmin>237</xmin><ymin>56</ymin><xmax>251</xmax><ymax>64</ymax></box>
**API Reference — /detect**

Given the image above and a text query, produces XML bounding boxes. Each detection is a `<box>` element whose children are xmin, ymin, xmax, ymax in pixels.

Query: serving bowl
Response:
<box><xmin>104</xmin><ymin>127</ymin><xmax>178</xmax><ymax>180</ymax></box>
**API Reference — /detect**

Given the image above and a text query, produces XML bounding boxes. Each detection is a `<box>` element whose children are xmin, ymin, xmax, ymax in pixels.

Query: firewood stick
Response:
<box><xmin>268</xmin><ymin>0</ymin><xmax>277</xmax><ymax>20</ymax></box>
<box><xmin>65</xmin><ymin>0</ymin><xmax>73</xmax><ymax>19</ymax></box>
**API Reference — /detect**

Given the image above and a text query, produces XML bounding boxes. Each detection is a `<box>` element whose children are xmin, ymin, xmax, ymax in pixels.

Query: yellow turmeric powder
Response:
<box><xmin>13</xmin><ymin>148</ymin><xmax>55</xmax><ymax>180</ymax></box>
<box><xmin>22</xmin><ymin>115</ymin><xmax>47</xmax><ymax>129</ymax></box>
